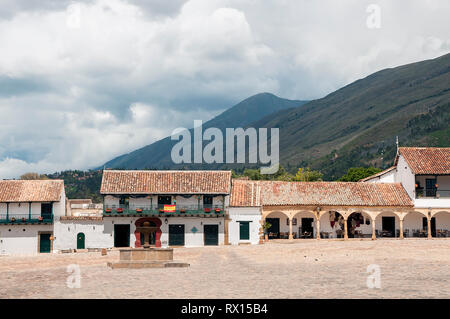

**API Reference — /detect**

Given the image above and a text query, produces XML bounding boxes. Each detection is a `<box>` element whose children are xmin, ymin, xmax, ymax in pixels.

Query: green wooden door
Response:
<box><xmin>39</xmin><ymin>234</ymin><xmax>51</xmax><ymax>253</ymax></box>
<box><xmin>204</xmin><ymin>225</ymin><xmax>219</xmax><ymax>246</ymax></box>
<box><xmin>77</xmin><ymin>232</ymin><xmax>85</xmax><ymax>249</ymax></box>
<box><xmin>239</xmin><ymin>221</ymin><xmax>250</xmax><ymax>240</ymax></box>
<box><xmin>169</xmin><ymin>225</ymin><xmax>185</xmax><ymax>246</ymax></box>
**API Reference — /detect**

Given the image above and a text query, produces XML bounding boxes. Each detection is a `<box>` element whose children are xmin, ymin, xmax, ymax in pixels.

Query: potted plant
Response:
<box><xmin>116</xmin><ymin>208</ymin><xmax>123</xmax><ymax>214</ymax></box>
<box><xmin>11</xmin><ymin>217</ymin><xmax>16</xmax><ymax>222</ymax></box>
<box><xmin>263</xmin><ymin>221</ymin><xmax>272</xmax><ymax>242</ymax></box>
<box><xmin>38</xmin><ymin>216</ymin><xmax>43</xmax><ymax>222</ymax></box>
<box><xmin>105</xmin><ymin>208</ymin><xmax>112</xmax><ymax>214</ymax></box>
<box><xmin>21</xmin><ymin>217</ymin><xmax>26</xmax><ymax>222</ymax></box>
<box><xmin>214</xmin><ymin>208</ymin><xmax>221</xmax><ymax>213</ymax></box>
<box><xmin>180</xmin><ymin>209</ymin><xmax>186</xmax><ymax>214</ymax></box>
<box><xmin>204</xmin><ymin>207</ymin><xmax>211</xmax><ymax>213</ymax></box>
<box><xmin>136</xmin><ymin>208</ymin><xmax>143</xmax><ymax>213</ymax></box>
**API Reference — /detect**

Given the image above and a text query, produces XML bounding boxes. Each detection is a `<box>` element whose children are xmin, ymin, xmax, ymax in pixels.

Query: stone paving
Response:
<box><xmin>0</xmin><ymin>239</ymin><xmax>449</xmax><ymax>298</ymax></box>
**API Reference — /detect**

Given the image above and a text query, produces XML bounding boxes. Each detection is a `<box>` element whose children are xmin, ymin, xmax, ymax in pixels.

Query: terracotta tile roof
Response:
<box><xmin>397</xmin><ymin>147</ymin><xmax>450</xmax><ymax>175</ymax></box>
<box><xmin>0</xmin><ymin>180</ymin><xmax>64</xmax><ymax>202</ymax></box>
<box><xmin>359</xmin><ymin>166</ymin><xmax>396</xmax><ymax>182</ymax></box>
<box><xmin>100</xmin><ymin>170</ymin><xmax>232</xmax><ymax>195</ymax></box>
<box><xmin>230</xmin><ymin>180</ymin><xmax>413</xmax><ymax>207</ymax></box>
<box><xmin>230</xmin><ymin>180</ymin><xmax>262</xmax><ymax>207</ymax></box>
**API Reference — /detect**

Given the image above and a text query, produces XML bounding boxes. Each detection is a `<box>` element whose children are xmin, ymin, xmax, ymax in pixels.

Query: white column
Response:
<box><xmin>427</xmin><ymin>216</ymin><xmax>432</xmax><ymax>239</ymax></box>
<box><xmin>316</xmin><ymin>215</ymin><xmax>321</xmax><ymax>240</ymax></box>
<box><xmin>371</xmin><ymin>218</ymin><xmax>376</xmax><ymax>240</ymax></box>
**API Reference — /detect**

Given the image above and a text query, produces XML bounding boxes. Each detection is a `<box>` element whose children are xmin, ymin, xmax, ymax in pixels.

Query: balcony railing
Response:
<box><xmin>0</xmin><ymin>213</ymin><xmax>54</xmax><ymax>224</ymax></box>
<box><xmin>103</xmin><ymin>204</ymin><xmax>225</xmax><ymax>217</ymax></box>
<box><xmin>416</xmin><ymin>189</ymin><xmax>450</xmax><ymax>199</ymax></box>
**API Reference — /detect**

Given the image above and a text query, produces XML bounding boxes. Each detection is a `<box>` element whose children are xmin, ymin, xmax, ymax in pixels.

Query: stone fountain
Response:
<box><xmin>107</xmin><ymin>221</ymin><xmax>190</xmax><ymax>269</ymax></box>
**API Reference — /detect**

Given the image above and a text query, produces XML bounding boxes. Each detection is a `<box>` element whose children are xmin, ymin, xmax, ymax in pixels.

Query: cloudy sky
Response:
<box><xmin>0</xmin><ymin>0</ymin><xmax>449</xmax><ymax>178</ymax></box>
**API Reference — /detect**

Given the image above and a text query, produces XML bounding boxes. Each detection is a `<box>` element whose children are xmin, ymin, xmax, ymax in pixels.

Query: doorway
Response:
<box><xmin>114</xmin><ymin>224</ymin><xmax>130</xmax><ymax>247</ymax></box>
<box><xmin>382</xmin><ymin>217</ymin><xmax>395</xmax><ymax>237</ymax></box>
<box><xmin>41</xmin><ymin>203</ymin><xmax>52</xmax><ymax>219</ymax></box>
<box><xmin>425</xmin><ymin>179</ymin><xmax>437</xmax><ymax>197</ymax></box>
<box><xmin>266</xmin><ymin>218</ymin><xmax>280</xmax><ymax>239</ymax></box>
<box><xmin>39</xmin><ymin>233</ymin><xmax>51</xmax><ymax>253</ymax></box>
<box><xmin>301</xmin><ymin>218</ymin><xmax>314</xmax><ymax>238</ymax></box>
<box><xmin>169</xmin><ymin>224</ymin><xmax>185</xmax><ymax>246</ymax></box>
<box><xmin>204</xmin><ymin>225</ymin><xmax>219</xmax><ymax>246</ymax></box>
<box><xmin>77</xmin><ymin>232</ymin><xmax>85</xmax><ymax>249</ymax></box>
<box><xmin>239</xmin><ymin>221</ymin><xmax>250</xmax><ymax>240</ymax></box>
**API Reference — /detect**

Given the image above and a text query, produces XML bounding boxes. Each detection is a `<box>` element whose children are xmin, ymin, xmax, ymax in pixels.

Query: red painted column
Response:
<box><xmin>134</xmin><ymin>230</ymin><xmax>141</xmax><ymax>247</ymax></box>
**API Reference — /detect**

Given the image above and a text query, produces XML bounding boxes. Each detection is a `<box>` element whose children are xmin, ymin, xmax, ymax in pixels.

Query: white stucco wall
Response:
<box><xmin>228</xmin><ymin>207</ymin><xmax>262</xmax><ymax>245</ymax></box>
<box><xmin>0</xmin><ymin>225</ymin><xmax>53</xmax><ymax>255</ymax></box>
<box><xmin>395</xmin><ymin>155</ymin><xmax>415</xmax><ymax>198</ymax></box>
<box><xmin>366</xmin><ymin>169</ymin><xmax>396</xmax><ymax>183</ymax></box>
<box><xmin>54</xmin><ymin>216</ymin><xmax>225</xmax><ymax>250</ymax></box>
<box><xmin>160</xmin><ymin>217</ymin><xmax>225</xmax><ymax>247</ymax></box>
<box><xmin>54</xmin><ymin>219</ymin><xmax>112</xmax><ymax>251</ymax></box>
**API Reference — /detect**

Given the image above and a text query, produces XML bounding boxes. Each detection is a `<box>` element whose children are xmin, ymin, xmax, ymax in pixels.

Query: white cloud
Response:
<box><xmin>0</xmin><ymin>0</ymin><xmax>449</xmax><ymax>178</ymax></box>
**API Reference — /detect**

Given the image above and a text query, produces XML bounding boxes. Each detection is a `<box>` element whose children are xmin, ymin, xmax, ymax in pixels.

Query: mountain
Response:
<box><xmin>103</xmin><ymin>93</ymin><xmax>308</xmax><ymax>169</ymax></box>
<box><xmin>252</xmin><ymin>53</ymin><xmax>450</xmax><ymax>179</ymax></box>
<box><xmin>103</xmin><ymin>53</ymin><xmax>450</xmax><ymax>180</ymax></box>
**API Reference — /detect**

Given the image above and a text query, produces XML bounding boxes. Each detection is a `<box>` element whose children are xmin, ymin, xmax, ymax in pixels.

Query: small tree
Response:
<box><xmin>20</xmin><ymin>172</ymin><xmax>49</xmax><ymax>180</ymax></box>
<box><xmin>338</xmin><ymin>167</ymin><xmax>382</xmax><ymax>182</ymax></box>
<box><xmin>263</xmin><ymin>221</ymin><xmax>272</xmax><ymax>234</ymax></box>
<box><xmin>293</xmin><ymin>167</ymin><xmax>323</xmax><ymax>182</ymax></box>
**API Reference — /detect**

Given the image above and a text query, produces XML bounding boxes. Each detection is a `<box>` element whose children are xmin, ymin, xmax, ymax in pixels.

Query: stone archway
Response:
<box><xmin>263</xmin><ymin>211</ymin><xmax>290</xmax><ymax>239</ymax></box>
<box><xmin>292</xmin><ymin>210</ymin><xmax>317</xmax><ymax>239</ymax></box>
<box><xmin>431</xmin><ymin>211</ymin><xmax>450</xmax><ymax>238</ymax></box>
<box><xmin>375</xmin><ymin>211</ymin><xmax>400</xmax><ymax>238</ymax></box>
<box><xmin>347</xmin><ymin>211</ymin><xmax>373</xmax><ymax>239</ymax></box>
<box><xmin>403</xmin><ymin>211</ymin><xmax>427</xmax><ymax>238</ymax></box>
<box><xmin>319</xmin><ymin>211</ymin><xmax>346</xmax><ymax>239</ymax></box>
<box><xmin>134</xmin><ymin>217</ymin><xmax>162</xmax><ymax>248</ymax></box>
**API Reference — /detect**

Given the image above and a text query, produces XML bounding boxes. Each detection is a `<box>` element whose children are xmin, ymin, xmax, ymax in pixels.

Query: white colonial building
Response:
<box><xmin>0</xmin><ymin>180</ymin><xmax>65</xmax><ymax>255</ymax></box>
<box><xmin>93</xmin><ymin>170</ymin><xmax>229</xmax><ymax>249</ymax></box>
<box><xmin>361</xmin><ymin>147</ymin><xmax>450</xmax><ymax>238</ymax></box>
<box><xmin>0</xmin><ymin>147</ymin><xmax>448</xmax><ymax>255</ymax></box>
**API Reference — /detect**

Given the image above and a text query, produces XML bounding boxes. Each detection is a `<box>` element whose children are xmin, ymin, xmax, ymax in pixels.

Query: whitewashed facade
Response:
<box><xmin>2</xmin><ymin>147</ymin><xmax>449</xmax><ymax>255</ymax></box>
<box><xmin>361</xmin><ymin>147</ymin><xmax>450</xmax><ymax>237</ymax></box>
<box><xmin>228</xmin><ymin>207</ymin><xmax>262</xmax><ymax>245</ymax></box>
<box><xmin>0</xmin><ymin>180</ymin><xmax>65</xmax><ymax>255</ymax></box>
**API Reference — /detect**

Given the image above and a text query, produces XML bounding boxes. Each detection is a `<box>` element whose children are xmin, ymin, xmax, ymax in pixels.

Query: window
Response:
<box><xmin>41</xmin><ymin>203</ymin><xmax>52</xmax><ymax>218</ymax></box>
<box><xmin>119</xmin><ymin>197</ymin><xmax>129</xmax><ymax>206</ymax></box>
<box><xmin>158</xmin><ymin>196</ymin><xmax>172</xmax><ymax>205</ymax></box>
<box><xmin>425</xmin><ymin>179</ymin><xmax>437</xmax><ymax>197</ymax></box>
<box><xmin>203</xmin><ymin>195</ymin><xmax>213</xmax><ymax>207</ymax></box>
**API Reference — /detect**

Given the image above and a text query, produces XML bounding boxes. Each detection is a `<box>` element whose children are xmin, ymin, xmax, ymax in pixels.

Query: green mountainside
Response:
<box><xmin>248</xmin><ymin>53</ymin><xmax>450</xmax><ymax>179</ymax></box>
<box><xmin>104</xmin><ymin>53</ymin><xmax>449</xmax><ymax>179</ymax></box>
